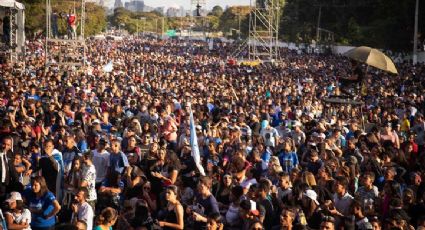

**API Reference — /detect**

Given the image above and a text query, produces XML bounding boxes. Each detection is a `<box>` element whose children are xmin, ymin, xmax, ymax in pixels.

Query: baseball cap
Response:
<box><xmin>303</xmin><ymin>189</ymin><xmax>319</xmax><ymax>205</ymax></box>
<box><xmin>6</xmin><ymin>192</ymin><xmax>22</xmax><ymax>203</ymax></box>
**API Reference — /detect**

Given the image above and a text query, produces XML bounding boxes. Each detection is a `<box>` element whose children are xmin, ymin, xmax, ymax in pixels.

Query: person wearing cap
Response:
<box><xmin>290</xmin><ymin>121</ymin><xmax>306</xmax><ymax>149</ymax></box>
<box><xmin>4</xmin><ymin>191</ymin><xmax>31</xmax><ymax>230</ymax></box>
<box><xmin>301</xmin><ymin>189</ymin><xmax>322</xmax><ymax>229</ymax></box>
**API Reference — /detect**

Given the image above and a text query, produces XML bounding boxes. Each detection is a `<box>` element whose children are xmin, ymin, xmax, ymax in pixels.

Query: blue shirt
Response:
<box><xmin>25</xmin><ymin>190</ymin><xmax>57</xmax><ymax>228</ymax></box>
<box><xmin>109</xmin><ymin>152</ymin><xmax>129</xmax><ymax>174</ymax></box>
<box><xmin>278</xmin><ymin>151</ymin><xmax>299</xmax><ymax>173</ymax></box>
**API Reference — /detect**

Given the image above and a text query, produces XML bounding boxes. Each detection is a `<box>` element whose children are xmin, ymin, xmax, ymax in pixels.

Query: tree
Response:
<box><xmin>209</xmin><ymin>5</ymin><xmax>223</xmax><ymax>17</ymax></box>
<box><xmin>20</xmin><ymin>1</ymin><xmax>107</xmax><ymax>37</ymax></box>
<box><xmin>218</xmin><ymin>6</ymin><xmax>251</xmax><ymax>35</ymax></box>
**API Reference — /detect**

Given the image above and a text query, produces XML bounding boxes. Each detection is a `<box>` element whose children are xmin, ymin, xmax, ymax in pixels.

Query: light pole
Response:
<box><xmin>140</xmin><ymin>17</ymin><xmax>146</xmax><ymax>37</ymax></box>
<box><xmin>413</xmin><ymin>0</ymin><xmax>419</xmax><ymax>65</ymax></box>
<box><xmin>162</xmin><ymin>17</ymin><xmax>165</xmax><ymax>39</ymax></box>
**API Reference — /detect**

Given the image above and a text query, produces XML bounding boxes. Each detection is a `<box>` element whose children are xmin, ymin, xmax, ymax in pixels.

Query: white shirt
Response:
<box><xmin>0</xmin><ymin>151</ymin><xmax>7</xmax><ymax>183</ymax></box>
<box><xmin>92</xmin><ymin>149</ymin><xmax>110</xmax><ymax>183</ymax></box>
<box><xmin>82</xmin><ymin>164</ymin><xmax>97</xmax><ymax>201</ymax></box>
<box><xmin>74</xmin><ymin>202</ymin><xmax>94</xmax><ymax>230</ymax></box>
<box><xmin>5</xmin><ymin>209</ymin><xmax>31</xmax><ymax>230</ymax></box>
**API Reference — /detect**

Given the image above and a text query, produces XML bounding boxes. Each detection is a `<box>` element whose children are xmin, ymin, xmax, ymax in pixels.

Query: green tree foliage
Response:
<box><xmin>218</xmin><ymin>6</ymin><xmax>251</xmax><ymax>35</ymax></box>
<box><xmin>20</xmin><ymin>0</ymin><xmax>106</xmax><ymax>38</ymax></box>
<box><xmin>209</xmin><ymin>5</ymin><xmax>224</xmax><ymax>17</ymax></box>
<box><xmin>280</xmin><ymin>0</ymin><xmax>424</xmax><ymax>51</ymax></box>
<box><xmin>111</xmin><ymin>8</ymin><xmax>169</xmax><ymax>34</ymax></box>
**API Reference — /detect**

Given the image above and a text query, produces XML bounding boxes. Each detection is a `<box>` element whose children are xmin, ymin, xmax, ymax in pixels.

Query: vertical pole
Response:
<box><xmin>162</xmin><ymin>17</ymin><xmax>165</xmax><ymax>39</ymax></box>
<box><xmin>155</xmin><ymin>18</ymin><xmax>158</xmax><ymax>38</ymax></box>
<box><xmin>316</xmin><ymin>5</ymin><xmax>322</xmax><ymax>43</ymax></box>
<box><xmin>238</xmin><ymin>9</ymin><xmax>241</xmax><ymax>40</ymax></box>
<box><xmin>413</xmin><ymin>0</ymin><xmax>419</xmax><ymax>65</ymax></box>
<box><xmin>143</xmin><ymin>19</ymin><xmax>146</xmax><ymax>36</ymax></box>
<box><xmin>45</xmin><ymin>0</ymin><xmax>49</xmax><ymax>66</ymax></box>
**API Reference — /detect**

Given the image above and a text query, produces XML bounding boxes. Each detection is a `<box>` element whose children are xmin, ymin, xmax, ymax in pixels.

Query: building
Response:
<box><xmin>166</xmin><ymin>6</ymin><xmax>187</xmax><ymax>17</ymax></box>
<box><xmin>153</xmin><ymin>7</ymin><xmax>165</xmax><ymax>15</ymax></box>
<box><xmin>114</xmin><ymin>0</ymin><xmax>123</xmax><ymax>9</ymax></box>
<box><xmin>125</xmin><ymin>0</ymin><xmax>145</xmax><ymax>12</ymax></box>
<box><xmin>166</xmin><ymin>7</ymin><xmax>180</xmax><ymax>17</ymax></box>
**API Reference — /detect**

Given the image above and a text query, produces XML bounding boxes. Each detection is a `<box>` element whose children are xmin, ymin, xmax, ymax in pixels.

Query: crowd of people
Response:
<box><xmin>0</xmin><ymin>36</ymin><xmax>424</xmax><ymax>230</ymax></box>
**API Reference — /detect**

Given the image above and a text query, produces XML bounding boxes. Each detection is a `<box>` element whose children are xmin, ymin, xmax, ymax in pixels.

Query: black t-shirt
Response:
<box><xmin>259</xmin><ymin>197</ymin><xmax>274</xmax><ymax>230</ymax></box>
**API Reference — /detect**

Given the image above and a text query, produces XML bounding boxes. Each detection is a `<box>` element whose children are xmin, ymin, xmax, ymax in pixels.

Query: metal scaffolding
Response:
<box><xmin>248</xmin><ymin>0</ymin><xmax>281</xmax><ymax>61</ymax></box>
<box><xmin>45</xmin><ymin>0</ymin><xmax>86</xmax><ymax>67</ymax></box>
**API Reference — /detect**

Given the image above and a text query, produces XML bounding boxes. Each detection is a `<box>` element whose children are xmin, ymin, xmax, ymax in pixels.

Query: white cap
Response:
<box><xmin>6</xmin><ymin>192</ymin><xmax>22</xmax><ymax>203</ymax></box>
<box><xmin>92</xmin><ymin>119</ymin><xmax>101</xmax><ymax>124</ymax></box>
<box><xmin>303</xmin><ymin>189</ymin><xmax>319</xmax><ymax>205</ymax></box>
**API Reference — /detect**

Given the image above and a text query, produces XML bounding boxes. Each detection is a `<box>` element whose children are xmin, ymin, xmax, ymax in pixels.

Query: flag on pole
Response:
<box><xmin>189</xmin><ymin>104</ymin><xmax>206</xmax><ymax>176</ymax></box>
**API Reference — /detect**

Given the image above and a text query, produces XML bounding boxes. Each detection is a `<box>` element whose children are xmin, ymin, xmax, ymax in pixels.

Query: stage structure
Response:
<box><xmin>248</xmin><ymin>0</ymin><xmax>281</xmax><ymax>61</ymax></box>
<box><xmin>0</xmin><ymin>0</ymin><xmax>25</xmax><ymax>64</ymax></box>
<box><xmin>45</xmin><ymin>0</ymin><xmax>86</xmax><ymax>67</ymax></box>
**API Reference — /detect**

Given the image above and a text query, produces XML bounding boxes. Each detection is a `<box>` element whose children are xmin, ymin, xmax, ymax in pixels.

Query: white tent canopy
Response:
<box><xmin>0</xmin><ymin>0</ymin><xmax>25</xmax><ymax>10</ymax></box>
<box><xmin>0</xmin><ymin>0</ymin><xmax>25</xmax><ymax>57</ymax></box>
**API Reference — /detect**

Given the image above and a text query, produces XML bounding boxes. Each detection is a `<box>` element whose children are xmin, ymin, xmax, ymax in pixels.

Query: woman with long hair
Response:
<box><xmin>24</xmin><ymin>176</ymin><xmax>61</xmax><ymax>230</ymax></box>
<box><xmin>213</xmin><ymin>174</ymin><xmax>233</xmax><ymax>211</ymax></box>
<box><xmin>124</xmin><ymin>136</ymin><xmax>141</xmax><ymax>158</ymax></box>
<box><xmin>94</xmin><ymin>207</ymin><xmax>118</xmax><ymax>230</ymax></box>
<box><xmin>98</xmin><ymin>170</ymin><xmax>124</xmax><ymax>210</ymax></box>
<box><xmin>63</xmin><ymin>156</ymin><xmax>83</xmax><ymax>206</ymax></box>
<box><xmin>158</xmin><ymin>185</ymin><xmax>184</xmax><ymax>230</ymax></box>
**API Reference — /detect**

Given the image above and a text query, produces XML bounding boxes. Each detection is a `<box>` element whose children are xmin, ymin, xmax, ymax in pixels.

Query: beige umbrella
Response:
<box><xmin>344</xmin><ymin>46</ymin><xmax>398</xmax><ymax>74</ymax></box>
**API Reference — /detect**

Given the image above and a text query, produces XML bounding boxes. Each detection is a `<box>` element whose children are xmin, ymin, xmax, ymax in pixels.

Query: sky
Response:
<box><xmin>108</xmin><ymin>0</ymin><xmax>251</xmax><ymax>10</ymax></box>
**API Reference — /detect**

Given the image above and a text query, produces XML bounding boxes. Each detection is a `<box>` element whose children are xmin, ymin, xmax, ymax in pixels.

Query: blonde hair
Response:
<box><xmin>302</xmin><ymin>171</ymin><xmax>317</xmax><ymax>187</ymax></box>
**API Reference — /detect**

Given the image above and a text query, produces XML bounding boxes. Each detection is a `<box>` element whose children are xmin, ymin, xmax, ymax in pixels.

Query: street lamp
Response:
<box><xmin>119</xmin><ymin>23</ymin><xmax>124</xmax><ymax>34</ymax></box>
<box><xmin>140</xmin><ymin>17</ymin><xmax>146</xmax><ymax>37</ymax></box>
<box><xmin>413</xmin><ymin>0</ymin><xmax>419</xmax><ymax>65</ymax></box>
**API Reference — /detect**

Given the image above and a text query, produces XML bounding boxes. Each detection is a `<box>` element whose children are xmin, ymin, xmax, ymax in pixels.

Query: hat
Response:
<box><xmin>92</xmin><ymin>119</ymin><xmax>101</xmax><ymax>124</ymax></box>
<box><xmin>303</xmin><ymin>189</ymin><xmax>319</xmax><ymax>205</ymax></box>
<box><xmin>318</xmin><ymin>133</ymin><xmax>326</xmax><ymax>139</ymax></box>
<box><xmin>6</xmin><ymin>192</ymin><xmax>22</xmax><ymax>203</ymax></box>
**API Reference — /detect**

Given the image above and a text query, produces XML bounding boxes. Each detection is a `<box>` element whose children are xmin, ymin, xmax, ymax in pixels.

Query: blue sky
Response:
<box><xmin>119</xmin><ymin>0</ymin><xmax>251</xmax><ymax>10</ymax></box>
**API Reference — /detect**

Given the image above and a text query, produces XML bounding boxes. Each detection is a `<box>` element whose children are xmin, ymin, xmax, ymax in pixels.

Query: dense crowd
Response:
<box><xmin>0</xmin><ymin>36</ymin><xmax>424</xmax><ymax>230</ymax></box>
